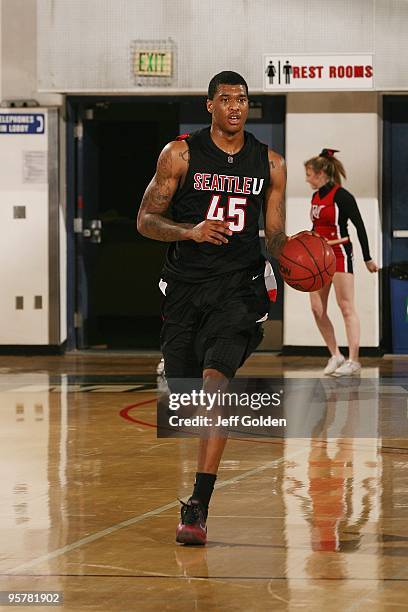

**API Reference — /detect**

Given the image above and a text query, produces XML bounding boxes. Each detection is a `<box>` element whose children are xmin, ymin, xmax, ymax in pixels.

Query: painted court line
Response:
<box><xmin>7</xmin><ymin>447</ymin><xmax>307</xmax><ymax>575</ymax></box>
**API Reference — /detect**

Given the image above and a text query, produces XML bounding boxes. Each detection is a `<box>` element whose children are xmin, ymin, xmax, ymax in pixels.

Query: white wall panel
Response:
<box><xmin>285</xmin><ymin>93</ymin><xmax>380</xmax><ymax>348</ymax></box>
<box><xmin>285</xmin><ymin>197</ymin><xmax>380</xmax><ymax>347</ymax></box>
<box><xmin>0</xmin><ymin>109</ymin><xmax>60</xmax><ymax>345</ymax></box>
<box><xmin>0</xmin><ymin>191</ymin><xmax>48</xmax><ymax>344</ymax></box>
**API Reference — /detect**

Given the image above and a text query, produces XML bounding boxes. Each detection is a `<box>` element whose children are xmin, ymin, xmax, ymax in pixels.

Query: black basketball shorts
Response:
<box><xmin>159</xmin><ymin>267</ymin><xmax>272</xmax><ymax>380</ymax></box>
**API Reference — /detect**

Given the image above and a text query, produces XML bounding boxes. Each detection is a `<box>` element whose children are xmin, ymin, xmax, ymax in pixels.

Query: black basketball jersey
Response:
<box><xmin>162</xmin><ymin>127</ymin><xmax>270</xmax><ymax>282</ymax></box>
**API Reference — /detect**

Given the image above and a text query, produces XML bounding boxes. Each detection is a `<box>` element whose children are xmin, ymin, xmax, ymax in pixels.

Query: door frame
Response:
<box><xmin>65</xmin><ymin>94</ymin><xmax>286</xmax><ymax>350</ymax></box>
<box><xmin>382</xmin><ymin>95</ymin><xmax>408</xmax><ymax>352</ymax></box>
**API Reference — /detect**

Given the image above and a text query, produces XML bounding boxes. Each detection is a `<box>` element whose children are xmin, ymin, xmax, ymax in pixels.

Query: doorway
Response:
<box><xmin>66</xmin><ymin>95</ymin><xmax>285</xmax><ymax>350</ymax></box>
<box><xmin>383</xmin><ymin>96</ymin><xmax>408</xmax><ymax>352</ymax></box>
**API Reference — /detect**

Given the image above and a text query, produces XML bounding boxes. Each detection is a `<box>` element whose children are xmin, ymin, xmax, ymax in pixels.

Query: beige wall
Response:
<box><xmin>35</xmin><ymin>0</ymin><xmax>408</xmax><ymax>93</ymax></box>
<box><xmin>1</xmin><ymin>0</ymin><xmax>60</xmax><ymax>105</ymax></box>
<box><xmin>286</xmin><ymin>93</ymin><xmax>379</xmax><ymax>197</ymax></box>
<box><xmin>284</xmin><ymin>92</ymin><xmax>381</xmax><ymax>348</ymax></box>
<box><xmin>1</xmin><ymin>0</ymin><xmax>37</xmax><ymax>101</ymax></box>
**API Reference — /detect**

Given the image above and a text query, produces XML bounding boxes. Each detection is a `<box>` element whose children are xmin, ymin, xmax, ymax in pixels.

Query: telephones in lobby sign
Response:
<box><xmin>263</xmin><ymin>54</ymin><xmax>374</xmax><ymax>91</ymax></box>
<box><xmin>0</xmin><ymin>114</ymin><xmax>45</xmax><ymax>134</ymax></box>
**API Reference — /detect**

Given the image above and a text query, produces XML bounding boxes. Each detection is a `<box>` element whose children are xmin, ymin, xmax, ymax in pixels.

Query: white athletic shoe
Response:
<box><xmin>324</xmin><ymin>354</ymin><xmax>345</xmax><ymax>375</ymax></box>
<box><xmin>333</xmin><ymin>360</ymin><xmax>361</xmax><ymax>377</ymax></box>
<box><xmin>156</xmin><ymin>358</ymin><xmax>165</xmax><ymax>376</ymax></box>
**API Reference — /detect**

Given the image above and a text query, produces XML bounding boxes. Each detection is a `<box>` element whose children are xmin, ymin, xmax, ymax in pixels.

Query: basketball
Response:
<box><xmin>278</xmin><ymin>231</ymin><xmax>336</xmax><ymax>292</ymax></box>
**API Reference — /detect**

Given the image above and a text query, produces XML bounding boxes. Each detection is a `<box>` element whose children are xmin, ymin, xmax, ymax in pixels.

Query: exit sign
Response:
<box><xmin>135</xmin><ymin>51</ymin><xmax>172</xmax><ymax>77</ymax></box>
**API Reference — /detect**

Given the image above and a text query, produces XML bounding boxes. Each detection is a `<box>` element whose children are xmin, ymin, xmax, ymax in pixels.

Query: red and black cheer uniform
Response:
<box><xmin>160</xmin><ymin>127</ymin><xmax>276</xmax><ymax>380</ymax></box>
<box><xmin>310</xmin><ymin>182</ymin><xmax>372</xmax><ymax>274</ymax></box>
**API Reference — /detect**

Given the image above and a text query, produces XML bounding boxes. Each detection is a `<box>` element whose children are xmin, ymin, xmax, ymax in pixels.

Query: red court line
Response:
<box><xmin>119</xmin><ymin>399</ymin><xmax>158</xmax><ymax>429</ymax></box>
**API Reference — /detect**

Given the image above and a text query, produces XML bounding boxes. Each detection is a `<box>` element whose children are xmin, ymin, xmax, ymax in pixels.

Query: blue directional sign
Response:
<box><xmin>0</xmin><ymin>113</ymin><xmax>45</xmax><ymax>134</ymax></box>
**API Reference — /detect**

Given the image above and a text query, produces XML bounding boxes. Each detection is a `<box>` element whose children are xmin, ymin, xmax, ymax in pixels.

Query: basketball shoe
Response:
<box><xmin>176</xmin><ymin>499</ymin><xmax>207</xmax><ymax>545</ymax></box>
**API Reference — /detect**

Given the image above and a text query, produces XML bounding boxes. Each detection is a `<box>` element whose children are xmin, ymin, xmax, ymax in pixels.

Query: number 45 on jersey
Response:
<box><xmin>206</xmin><ymin>195</ymin><xmax>247</xmax><ymax>233</ymax></box>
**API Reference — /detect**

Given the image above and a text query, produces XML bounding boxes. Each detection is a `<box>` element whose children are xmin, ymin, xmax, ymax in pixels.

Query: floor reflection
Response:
<box><xmin>0</xmin><ymin>364</ymin><xmax>407</xmax><ymax>610</ymax></box>
<box><xmin>284</xmin><ymin>377</ymin><xmax>382</xmax><ymax>588</ymax></box>
<box><xmin>0</xmin><ymin>375</ymin><xmax>51</xmax><ymax>536</ymax></box>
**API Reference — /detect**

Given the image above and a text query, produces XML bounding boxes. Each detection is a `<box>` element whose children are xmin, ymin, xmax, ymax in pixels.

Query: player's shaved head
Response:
<box><xmin>208</xmin><ymin>71</ymin><xmax>249</xmax><ymax>99</ymax></box>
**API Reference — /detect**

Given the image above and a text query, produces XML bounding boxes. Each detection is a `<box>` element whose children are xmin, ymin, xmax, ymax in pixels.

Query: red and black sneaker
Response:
<box><xmin>176</xmin><ymin>499</ymin><xmax>207</xmax><ymax>545</ymax></box>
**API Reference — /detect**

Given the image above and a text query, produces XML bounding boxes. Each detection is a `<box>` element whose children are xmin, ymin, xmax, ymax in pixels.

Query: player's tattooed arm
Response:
<box><xmin>264</xmin><ymin>151</ymin><xmax>287</xmax><ymax>258</ymax></box>
<box><xmin>138</xmin><ymin>141</ymin><xmax>231</xmax><ymax>245</ymax></box>
<box><xmin>137</xmin><ymin>142</ymin><xmax>193</xmax><ymax>241</ymax></box>
<box><xmin>178</xmin><ymin>148</ymin><xmax>190</xmax><ymax>163</ymax></box>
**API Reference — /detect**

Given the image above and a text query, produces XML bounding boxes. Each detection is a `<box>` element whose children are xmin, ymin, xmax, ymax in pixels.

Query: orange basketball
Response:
<box><xmin>278</xmin><ymin>232</ymin><xmax>336</xmax><ymax>292</ymax></box>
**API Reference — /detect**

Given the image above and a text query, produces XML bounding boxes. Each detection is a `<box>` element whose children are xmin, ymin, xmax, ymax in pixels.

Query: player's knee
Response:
<box><xmin>203</xmin><ymin>368</ymin><xmax>228</xmax><ymax>382</ymax></box>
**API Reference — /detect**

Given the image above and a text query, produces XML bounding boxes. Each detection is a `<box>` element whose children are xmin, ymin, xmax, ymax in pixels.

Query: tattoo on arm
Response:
<box><xmin>265</xmin><ymin>155</ymin><xmax>287</xmax><ymax>257</ymax></box>
<box><xmin>266</xmin><ymin>229</ymin><xmax>286</xmax><ymax>257</ymax></box>
<box><xmin>266</xmin><ymin>197</ymin><xmax>286</xmax><ymax>256</ymax></box>
<box><xmin>141</xmin><ymin>217</ymin><xmax>193</xmax><ymax>242</ymax></box>
<box><xmin>179</xmin><ymin>148</ymin><xmax>190</xmax><ymax>162</ymax></box>
<box><xmin>138</xmin><ymin>147</ymin><xmax>192</xmax><ymax>242</ymax></box>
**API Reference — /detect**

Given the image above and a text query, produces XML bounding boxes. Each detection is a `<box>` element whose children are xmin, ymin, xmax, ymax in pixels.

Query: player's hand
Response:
<box><xmin>189</xmin><ymin>220</ymin><xmax>233</xmax><ymax>245</ymax></box>
<box><xmin>365</xmin><ymin>259</ymin><xmax>379</xmax><ymax>273</ymax></box>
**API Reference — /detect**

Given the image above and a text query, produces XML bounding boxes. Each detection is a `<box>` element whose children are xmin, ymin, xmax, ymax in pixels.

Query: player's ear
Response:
<box><xmin>206</xmin><ymin>99</ymin><xmax>213</xmax><ymax>114</ymax></box>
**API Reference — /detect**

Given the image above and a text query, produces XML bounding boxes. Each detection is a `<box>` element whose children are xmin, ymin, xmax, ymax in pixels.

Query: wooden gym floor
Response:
<box><xmin>0</xmin><ymin>352</ymin><xmax>407</xmax><ymax>611</ymax></box>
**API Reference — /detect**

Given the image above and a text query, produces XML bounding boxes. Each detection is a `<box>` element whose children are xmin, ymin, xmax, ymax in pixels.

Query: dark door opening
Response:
<box><xmin>383</xmin><ymin>97</ymin><xmax>408</xmax><ymax>352</ymax></box>
<box><xmin>74</xmin><ymin>101</ymin><xmax>178</xmax><ymax>349</ymax></box>
<box><xmin>68</xmin><ymin>96</ymin><xmax>285</xmax><ymax>351</ymax></box>
<box><xmin>92</xmin><ymin>119</ymin><xmax>168</xmax><ymax>348</ymax></box>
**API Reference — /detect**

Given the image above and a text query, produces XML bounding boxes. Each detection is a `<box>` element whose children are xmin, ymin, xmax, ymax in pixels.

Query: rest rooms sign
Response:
<box><xmin>263</xmin><ymin>55</ymin><xmax>374</xmax><ymax>90</ymax></box>
<box><xmin>134</xmin><ymin>50</ymin><xmax>172</xmax><ymax>77</ymax></box>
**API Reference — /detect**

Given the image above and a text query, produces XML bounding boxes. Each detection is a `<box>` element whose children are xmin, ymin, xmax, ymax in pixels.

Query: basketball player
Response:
<box><xmin>305</xmin><ymin>149</ymin><xmax>378</xmax><ymax>376</ymax></box>
<box><xmin>137</xmin><ymin>71</ymin><xmax>287</xmax><ymax>544</ymax></box>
